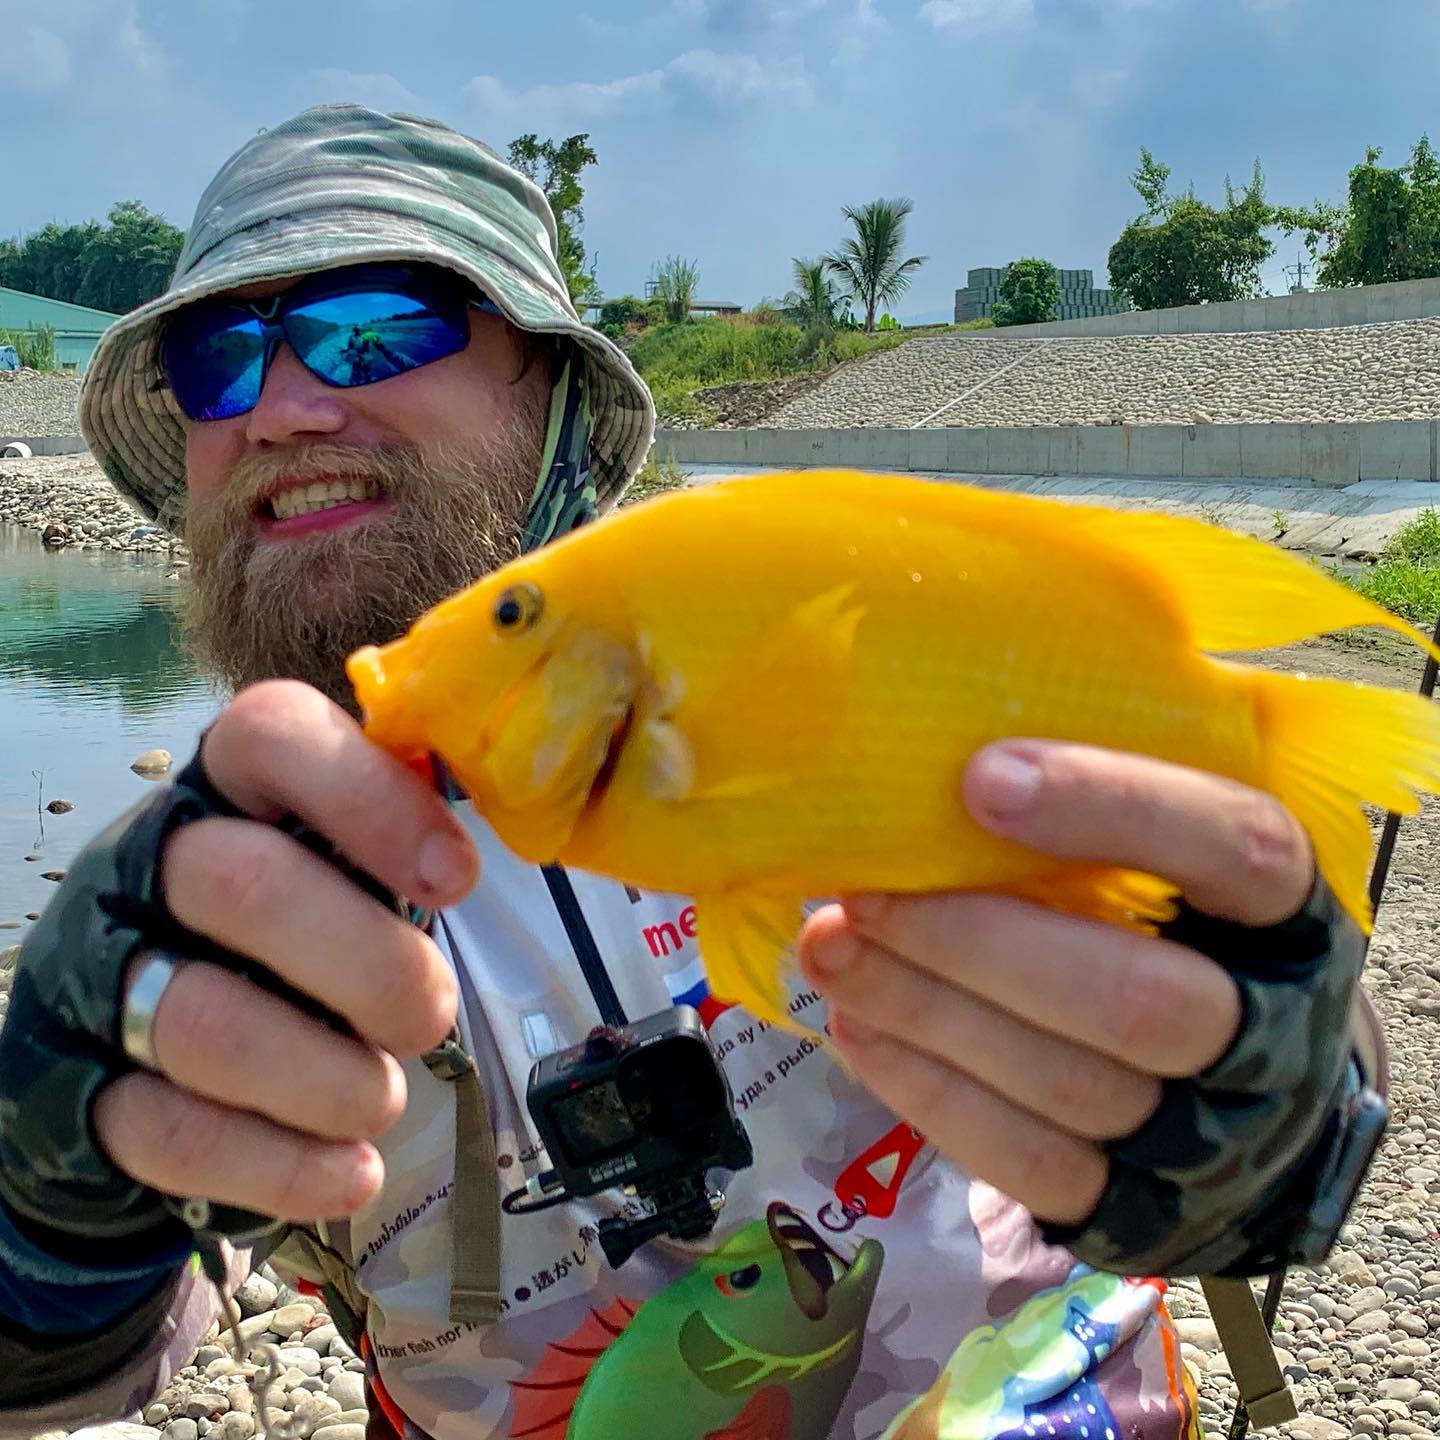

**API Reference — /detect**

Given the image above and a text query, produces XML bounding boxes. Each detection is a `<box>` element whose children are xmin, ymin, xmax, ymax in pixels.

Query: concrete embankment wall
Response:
<box><xmin>0</xmin><ymin>435</ymin><xmax>90</xmax><ymax>457</ymax></box>
<box><xmin>951</xmin><ymin>278</ymin><xmax>1440</xmax><ymax>341</ymax></box>
<box><xmin>657</xmin><ymin>421</ymin><xmax>1440</xmax><ymax>489</ymax></box>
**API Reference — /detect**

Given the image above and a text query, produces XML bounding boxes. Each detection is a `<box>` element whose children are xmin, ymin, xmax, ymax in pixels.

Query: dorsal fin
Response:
<box><xmin>507</xmin><ymin>1296</ymin><xmax>639</xmax><ymax>1439</ymax></box>
<box><xmin>723</xmin><ymin>470</ymin><xmax>1440</xmax><ymax>661</ymax></box>
<box><xmin>1055</xmin><ymin>505</ymin><xmax>1440</xmax><ymax>658</ymax></box>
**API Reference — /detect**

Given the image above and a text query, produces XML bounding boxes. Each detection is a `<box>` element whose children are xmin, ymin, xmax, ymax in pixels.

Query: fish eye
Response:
<box><xmin>728</xmin><ymin>1264</ymin><xmax>762</xmax><ymax>1291</ymax></box>
<box><xmin>494</xmin><ymin>583</ymin><xmax>543</xmax><ymax>634</ymax></box>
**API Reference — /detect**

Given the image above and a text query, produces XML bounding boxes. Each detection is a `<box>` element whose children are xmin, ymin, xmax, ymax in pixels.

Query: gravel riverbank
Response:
<box><xmin>0</xmin><ymin>455</ymin><xmax>184</xmax><ymax>558</ymax></box>
<box><xmin>0</xmin><ymin>370</ymin><xmax>84</xmax><ymax>439</ymax></box>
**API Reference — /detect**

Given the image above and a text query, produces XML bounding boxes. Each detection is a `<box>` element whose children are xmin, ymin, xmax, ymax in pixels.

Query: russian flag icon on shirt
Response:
<box><xmin>665</xmin><ymin>955</ymin><xmax>736</xmax><ymax>1029</ymax></box>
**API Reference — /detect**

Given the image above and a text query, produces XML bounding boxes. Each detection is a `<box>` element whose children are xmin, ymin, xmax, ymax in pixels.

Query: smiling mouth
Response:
<box><xmin>262</xmin><ymin>476</ymin><xmax>383</xmax><ymax>521</ymax></box>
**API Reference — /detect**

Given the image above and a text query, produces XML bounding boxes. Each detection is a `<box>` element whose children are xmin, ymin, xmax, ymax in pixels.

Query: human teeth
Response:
<box><xmin>270</xmin><ymin>479</ymin><xmax>377</xmax><ymax>520</ymax></box>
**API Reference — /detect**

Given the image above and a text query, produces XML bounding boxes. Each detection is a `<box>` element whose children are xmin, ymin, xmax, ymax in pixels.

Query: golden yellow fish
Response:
<box><xmin>347</xmin><ymin>470</ymin><xmax>1440</xmax><ymax>1026</ymax></box>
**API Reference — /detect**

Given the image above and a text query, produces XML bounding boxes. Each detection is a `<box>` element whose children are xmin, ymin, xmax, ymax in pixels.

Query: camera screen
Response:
<box><xmin>551</xmin><ymin>1079</ymin><xmax>638</xmax><ymax>1161</ymax></box>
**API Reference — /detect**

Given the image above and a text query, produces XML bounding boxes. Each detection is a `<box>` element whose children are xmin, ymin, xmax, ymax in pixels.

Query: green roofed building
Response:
<box><xmin>0</xmin><ymin>286</ymin><xmax>120</xmax><ymax>373</ymax></box>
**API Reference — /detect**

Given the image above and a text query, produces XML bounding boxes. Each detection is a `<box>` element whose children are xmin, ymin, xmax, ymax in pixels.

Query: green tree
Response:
<box><xmin>650</xmin><ymin>256</ymin><xmax>700</xmax><ymax>325</ymax></box>
<box><xmin>507</xmin><ymin>132</ymin><xmax>601</xmax><ymax>308</ymax></box>
<box><xmin>824</xmin><ymin>197</ymin><xmax>927</xmax><ymax>332</ymax></box>
<box><xmin>782</xmin><ymin>257</ymin><xmax>848</xmax><ymax>351</ymax></box>
<box><xmin>1276</xmin><ymin>137</ymin><xmax>1440</xmax><ymax>287</ymax></box>
<box><xmin>1108</xmin><ymin>148</ymin><xmax>1274</xmax><ymax>310</ymax></box>
<box><xmin>0</xmin><ymin>203</ymin><xmax>183</xmax><ymax>312</ymax></box>
<box><xmin>992</xmin><ymin>258</ymin><xmax>1060</xmax><ymax>326</ymax></box>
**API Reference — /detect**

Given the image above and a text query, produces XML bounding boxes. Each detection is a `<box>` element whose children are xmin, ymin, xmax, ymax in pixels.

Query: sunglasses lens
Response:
<box><xmin>163</xmin><ymin>305</ymin><xmax>265</xmax><ymax>421</ymax></box>
<box><xmin>287</xmin><ymin>288</ymin><xmax>470</xmax><ymax>388</ymax></box>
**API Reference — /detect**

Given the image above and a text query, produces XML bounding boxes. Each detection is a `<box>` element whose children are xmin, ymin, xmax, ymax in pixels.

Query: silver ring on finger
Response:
<box><xmin>121</xmin><ymin>947</ymin><xmax>185</xmax><ymax>1071</ymax></box>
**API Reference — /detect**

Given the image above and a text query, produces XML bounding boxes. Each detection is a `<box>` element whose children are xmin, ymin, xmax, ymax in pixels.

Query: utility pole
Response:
<box><xmin>1284</xmin><ymin>252</ymin><xmax>1311</xmax><ymax>293</ymax></box>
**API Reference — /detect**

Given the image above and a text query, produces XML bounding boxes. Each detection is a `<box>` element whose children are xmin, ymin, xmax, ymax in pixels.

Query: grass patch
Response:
<box><xmin>1332</xmin><ymin>507</ymin><xmax>1440</xmax><ymax>626</ymax></box>
<box><xmin>621</xmin><ymin>449</ymin><xmax>689</xmax><ymax>507</ymax></box>
<box><xmin>628</xmin><ymin>316</ymin><xmax>910</xmax><ymax>421</ymax></box>
<box><xmin>0</xmin><ymin>325</ymin><xmax>59</xmax><ymax>372</ymax></box>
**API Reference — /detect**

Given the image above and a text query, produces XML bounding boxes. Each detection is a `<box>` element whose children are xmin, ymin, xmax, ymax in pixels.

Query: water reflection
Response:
<box><xmin>1</xmin><ymin>524</ymin><xmax>220</xmax><ymax>922</ymax></box>
<box><xmin>0</xmin><ymin>526</ymin><xmax>205</xmax><ymax>711</ymax></box>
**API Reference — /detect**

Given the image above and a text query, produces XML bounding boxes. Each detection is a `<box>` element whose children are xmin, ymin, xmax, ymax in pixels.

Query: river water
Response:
<box><xmin>0</xmin><ymin>525</ymin><xmax>220</xmax><ymax>926</ymax></box>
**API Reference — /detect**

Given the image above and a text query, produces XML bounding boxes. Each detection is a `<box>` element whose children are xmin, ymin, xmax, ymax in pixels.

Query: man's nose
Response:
<box><xmin>243</xmin><ymin>342</ymin><xmax>348</xmax><ymax>446</ymax></box>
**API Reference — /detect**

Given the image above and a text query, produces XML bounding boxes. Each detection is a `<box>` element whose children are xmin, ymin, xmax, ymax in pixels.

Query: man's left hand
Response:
<box><xmin>797</xmin><ymin>738</ymin><xmax>1315</xmax><ymax>1227</ymax></box>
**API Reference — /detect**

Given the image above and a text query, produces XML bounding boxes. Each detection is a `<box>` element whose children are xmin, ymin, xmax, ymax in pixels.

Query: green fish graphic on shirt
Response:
<box><xmin>507</xmin><ymin>1201</ymin><xmax>885</xmax><ymax>1440</ymax></box>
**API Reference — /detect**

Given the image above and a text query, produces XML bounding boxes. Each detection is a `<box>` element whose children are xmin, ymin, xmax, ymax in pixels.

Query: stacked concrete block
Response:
<box><xmin>955</xmin><ymin>266</ymin><xmax>1132</xmax><ymax>325</ymax></box>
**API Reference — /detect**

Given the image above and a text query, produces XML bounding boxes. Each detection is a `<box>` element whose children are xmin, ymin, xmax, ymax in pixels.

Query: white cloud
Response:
<box><xmin>918</xmin><ymin>0</ymin><xmax>1033</xmax><ymax>32</ymax></box>
<box><xmin>308</xmin><ymin>68</ymin><xmax>425</xmax><ymax>112</ymax></box>
<box><xmin>116</xmin><ymin>6</ymin><xmax>170</xmax><ymax>82</ymax></box>
<box><xmin>11</xmin><ymin>23</ymin><xmax>72</xmax><ymax>92</ymax></box>
<box><xmin>464</xmin><ymin>48</ymin><xmax>812</xmax><ymax>124</ymax></box>
<box><xmin>668</xmin><ymin>47</ymin><xmax>814</xmax><ymax>102</ymax></box>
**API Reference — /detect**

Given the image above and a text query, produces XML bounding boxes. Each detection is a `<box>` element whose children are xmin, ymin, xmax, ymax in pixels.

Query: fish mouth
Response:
<box><xmin>767</xmin><ymin>1202</ymin><xmax>852</xmax><ymax>1322</ymax></box>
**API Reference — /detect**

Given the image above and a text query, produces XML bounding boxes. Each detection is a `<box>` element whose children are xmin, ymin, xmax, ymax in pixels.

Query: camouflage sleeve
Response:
<box><xmin>1038</xmin><ymin>874</ymin><xmax>1388</xmax><ymax>1277</ymax></box>
<box><xmin>0</xmin><ymin>753</ymin><xmax>253</xmax><ymax>1255</ymax></box>
<box><xmin>0</xmin><ymin>1238</ymin><xmax>254</xmax><ymax>1424</ymax></box>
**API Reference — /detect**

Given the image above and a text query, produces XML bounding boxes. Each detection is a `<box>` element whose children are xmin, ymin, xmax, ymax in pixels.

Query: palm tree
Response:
<box><xmin>783</xmin><ymin>257</ymin><xmax>848</xmax><ymax>350</ymax></box>
<box><xmin>824</xmin><ymin>198</ymin><xmax>927</xmax><ymax>332</ymax></box>
<box><xmin>650</xmin><ymin>256</ymin><xmax>700</xmax><ymax>325</ymax></box>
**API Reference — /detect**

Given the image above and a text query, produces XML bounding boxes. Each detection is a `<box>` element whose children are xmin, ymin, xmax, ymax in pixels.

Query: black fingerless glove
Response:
<box><xmin>1039</xmin><ymin>875</ymin><xmax>1388</xmax><ymax>1277</ymax></box>
<box><xmin>0</xmin><ymin>750</ymin><xmax>392</xmax><ymax>1264</ymax></box>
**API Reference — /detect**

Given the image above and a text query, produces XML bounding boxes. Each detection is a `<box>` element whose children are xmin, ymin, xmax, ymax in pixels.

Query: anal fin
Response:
<box><xmin>1002</xmin><ymin>864</ymin><xmax>1181</xmax><ymax>934</ymax></box>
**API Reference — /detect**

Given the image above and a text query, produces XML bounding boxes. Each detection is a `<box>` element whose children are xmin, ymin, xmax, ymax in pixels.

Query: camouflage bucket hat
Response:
<box><xmin>78</xmin><ymin>103</ymin><xmax>656</xmax><ymax>536</ymax></box>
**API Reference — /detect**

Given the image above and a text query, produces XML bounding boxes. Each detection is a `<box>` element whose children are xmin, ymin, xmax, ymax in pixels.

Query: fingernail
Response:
<box><xmin>809</xmin><ymin>929</ymin><xmax>858</xmax><ymax>979</ymax></box>
<box><xmin>417</xmin><ymin>832</ymin><xmax>472</xmax><ymax>896</ymax></box>
<box><xmin>973</xmin><ymin>745</ymin><xmax>1042</xmax><ymax>819</ymax></box>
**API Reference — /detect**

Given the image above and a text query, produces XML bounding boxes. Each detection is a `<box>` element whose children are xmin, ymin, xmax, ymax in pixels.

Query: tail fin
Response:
<box><xmin>1247</xmin><ymin>667</ymin><xmax>1440</xmax><ymax>932</ymax></box>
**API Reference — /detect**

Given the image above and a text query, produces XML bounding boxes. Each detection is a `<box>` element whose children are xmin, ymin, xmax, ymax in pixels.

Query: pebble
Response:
<box><xmin>1413</xmin><ymin>1391</ymin><xmax>1440</xmax><ymax>1414</ymax></box>
<box><xmin>1347</xmin><ymin>1310</ymin><xmax>1393</xmax><ymax>1335</ymax></box>
<box><xmin>312</xmin><ymin>1414</ymin><xmax>369</xmax><ymax>1435</ymax></box>
<box><xmin>272</xmin><ymin>1301</ymin><xmax>317</xmax><ymax>1332</ymax></box>
<box><xmin>305</xmin><ymin>1428</ymin><xmax>364</xmax><ymax>1440</ymax></box>
<box><xmin>163</xmin><ymin>1423</ymin><xmax>199</xmax><ymax>1440</ymax></box>
<box><xmin>1173</xmin><ymin>1318</ymin><xmax>1220</xmax><ymax>1351</ymax></box>
<box><xmin>325</xmin><ymin>1371</ymin><xmax>366</xmax><ymax>1412</ymax></box>
<box><xmin>234</xmin><ymin>1274</ymin><xmax>278</xmax><ymax>1318</ymax></box>
<box><xmin>289</xmin><ymin>1394</ymin><xmax>341</xmax><ymax>1437</ymax></box>
<box><xmin>1396</xmin><ymin>1312</ymin><xmax>1430</xmax><ymax>1337</ymax></box>
<box><xmin>1350</xmin><ymin>1285</ymin><xmax>1389</xmax><ymax>1315</ymax></box>
<box><xmin>130</xmin><ymin>748</ymin><xmax>174</xmax><ymax>777</ymax></box>
<box><xmin>40</xmin><ymin>869</ymin><xmax>66</xmax><ymax>882</ymax></box>
<box><xmin>45</xmin><ymin>798</ymin><xmax>74</xmax><ymax>814</ymax></box>
<box><xmin>215</xmin><ymin>1417</ymin><xmax>254</xmax><ymax>1440</ymax></box>
<box><xmin>185</xmin><ymin>1395</ymin><xmax>231</xmax><ymax>1421</ymax></box>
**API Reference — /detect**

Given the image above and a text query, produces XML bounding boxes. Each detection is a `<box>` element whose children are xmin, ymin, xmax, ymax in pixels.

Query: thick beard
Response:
<box><xmin>182</xmin><ymin>407</ymin><xmax>545</xmax><ymax>713</ymax></box>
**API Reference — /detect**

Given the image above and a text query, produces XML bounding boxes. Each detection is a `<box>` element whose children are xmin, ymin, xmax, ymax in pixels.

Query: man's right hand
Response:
<box><xmin>92</xmin><ymin>679</ymin><xmax>476</xmax><ymax>1223</ymax></box>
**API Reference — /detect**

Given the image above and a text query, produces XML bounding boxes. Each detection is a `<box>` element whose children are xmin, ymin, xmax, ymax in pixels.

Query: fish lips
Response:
<box><xmin>767</xmin><ymin>1201</ymin><xmax>870</xmax><ymax>1323</ymax></box>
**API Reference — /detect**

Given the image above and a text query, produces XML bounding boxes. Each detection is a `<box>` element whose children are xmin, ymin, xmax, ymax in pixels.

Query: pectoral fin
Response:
<box><xmin>681</xmin><ymin>584</ymin><xmax>865</xmax><ymax>801</ymax></box>
<box><xmin>478</xmin><ymin>627</ymin><xmax>635</xmax><ymax>860</ymax></box>
<box><xmin>696</xmin><ymin>891</ymin><xmax>807</xmax><ymax>1028</ymax></box>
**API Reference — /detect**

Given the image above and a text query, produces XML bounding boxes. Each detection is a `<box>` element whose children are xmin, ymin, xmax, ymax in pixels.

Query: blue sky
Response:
<box><xmin>8</xmin><ymin>0</ymin><xmax>1440</xmax><ymax>321</ymax></box>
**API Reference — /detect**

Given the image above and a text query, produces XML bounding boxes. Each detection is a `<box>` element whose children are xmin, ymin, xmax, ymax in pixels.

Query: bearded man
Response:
<box><xmin>0</xmin><ymin>104</ymin><xmax>1387</xmax><ymax>1440</ymax></box>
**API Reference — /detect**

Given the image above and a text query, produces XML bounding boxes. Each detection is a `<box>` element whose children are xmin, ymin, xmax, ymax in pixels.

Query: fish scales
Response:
<box><xmin>348</xmin><ymin>470</ymin><xmax>1440</xmax><ymax>1026</ymax></box>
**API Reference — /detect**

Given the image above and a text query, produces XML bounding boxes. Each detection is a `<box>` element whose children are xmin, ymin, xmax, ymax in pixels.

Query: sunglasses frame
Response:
<box><xmin>159</xmin><ymin>262</ymin><xmax>505</xmax><ymax>422</ymax></box>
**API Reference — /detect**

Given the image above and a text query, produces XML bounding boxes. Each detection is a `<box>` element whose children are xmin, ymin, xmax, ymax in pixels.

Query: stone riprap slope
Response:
<box><xmin>0</xmin><ymin>370</ymin><xmax>84</xmax><ymax>438</ymax></box>
<box><xmin>763</xmin><ymin>318</ymin><xmax>1440</xmax><ymax>430</ymax></box>
<box><xmin>758</xmin><ymin>336</ymin><xmax>1041</xmax><ymax>428</ymax></box>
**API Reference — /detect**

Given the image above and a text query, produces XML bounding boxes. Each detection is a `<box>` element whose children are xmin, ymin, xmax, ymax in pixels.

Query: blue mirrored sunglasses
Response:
<box><xmin>160</xmin><ymin>263</ymin><xmax>503</xmax><ymax>423</ymax></box>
